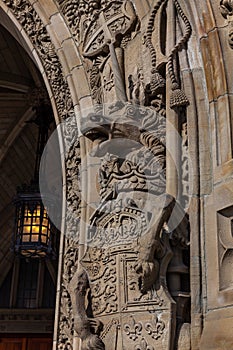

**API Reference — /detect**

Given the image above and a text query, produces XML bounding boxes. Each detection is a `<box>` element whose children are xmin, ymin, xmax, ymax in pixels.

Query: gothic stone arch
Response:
<box><xmin>0</xmin><ymin>1</ymin><xmax>89</xmax><ymax>348</ymax></box>
<box><xmin>2</xmin><ymin>1</ymin><xmax>233</xmax><ymax>350</ymax></box>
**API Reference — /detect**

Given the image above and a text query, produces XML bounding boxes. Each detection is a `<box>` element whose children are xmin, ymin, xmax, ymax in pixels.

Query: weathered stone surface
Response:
<box><xmin>1</xmin><ymin>0</ymin><xmax>233</xmax><ymax>349</ymax></box>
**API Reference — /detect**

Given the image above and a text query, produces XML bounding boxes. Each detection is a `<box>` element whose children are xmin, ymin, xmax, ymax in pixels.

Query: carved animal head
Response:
<box><xmin>80</xmin><ymin>108</ymin><xmax>141</xmax><ymax>156</ymax></box>
<box><xmin>80</xmin><ymin>103</ymin><xmax>165</xmax><ymax>157</ymax></box>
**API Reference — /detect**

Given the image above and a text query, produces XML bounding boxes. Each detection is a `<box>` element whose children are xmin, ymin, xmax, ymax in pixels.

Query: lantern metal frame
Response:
<box><xmin>13</xmin><ymin>190</ymin><xmax>57</xmax><ymax>259</ymax></box>
<box><xmin>12</xmin><ymin>94</ymin><xmax>58</xmax><ymax>259</ymax></box>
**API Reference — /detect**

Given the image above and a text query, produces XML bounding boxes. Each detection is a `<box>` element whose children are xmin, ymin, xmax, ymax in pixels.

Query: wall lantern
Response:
<box><xmin>13</xmin><ymin>89</ymin><xmax>58</xmax><ymax>259</ymax></box>
<box><xmin>14</xmin><ymin>189</ymin><xmax>57</xmax><ymax>258</ymax></box>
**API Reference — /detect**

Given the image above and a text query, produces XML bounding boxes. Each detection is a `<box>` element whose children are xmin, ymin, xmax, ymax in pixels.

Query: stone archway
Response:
<box><xmin>0</xmin><ymin>10</ymin><xmax>63</xmax><ymax>350</ymax></box>
<box><xmin>2</xmin><ymin>1</ymin><xmax>233</xmax><ymax>350</ymax></box>
<box><xmin>0</xmin><ymin>1</ymin><xmax>89</xmax><ymax>348</ymax></box>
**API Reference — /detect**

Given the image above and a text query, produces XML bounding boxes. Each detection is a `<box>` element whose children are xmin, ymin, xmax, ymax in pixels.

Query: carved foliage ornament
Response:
<box><xmin>1</xmin><ymin>2</ymin><xmax>80</xmax><ymax>349</ymax></box>
<box><xmin>3</xmin><ymin>0</ymin><xmax>74</xmax><ymax>121</ymax></box>
<box><xmin>56</xmin><ymin>0</ymin><xmax>135</xmax><ymax>43</ymax></box>
<box><xmin>57</xmin><ymin>0</ymin><xmax>138</xmax><ymax>105</ymax></box>
<box><xmin>58</xmin><ymin>139</ymin><xmax>82</xmax><ymax>349</ymax></box>
<box><xmin>66</xmin><ymin>140</ymin><xmax>81</xmax><ymax>237</ymax></box>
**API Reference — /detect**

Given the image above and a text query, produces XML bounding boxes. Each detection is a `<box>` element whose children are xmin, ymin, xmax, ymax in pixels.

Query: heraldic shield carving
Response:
<box><xmin>69</xmin><ymin>102</ymin><xmax>189</xmax><ymax>350</ymax></box>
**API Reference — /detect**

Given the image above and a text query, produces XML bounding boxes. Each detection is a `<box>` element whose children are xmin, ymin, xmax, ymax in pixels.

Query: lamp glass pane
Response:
<box><xmin>14</xmin><ymin>195</ymin><xmax>56</xmax><ymax>257</ymax></box>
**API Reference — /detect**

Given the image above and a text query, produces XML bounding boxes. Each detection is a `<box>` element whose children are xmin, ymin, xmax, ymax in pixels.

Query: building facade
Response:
<box><xmin>0</xmin><ymin>0</ymin><xmax>233</xmax><ymax>349</ymax></box>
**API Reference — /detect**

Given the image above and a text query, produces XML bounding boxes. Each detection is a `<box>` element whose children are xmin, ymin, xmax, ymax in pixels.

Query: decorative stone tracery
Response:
<box><xmin>0</xmin><ymin>0</ymin><xmax>192</xmax><ymax>349</ymax></box>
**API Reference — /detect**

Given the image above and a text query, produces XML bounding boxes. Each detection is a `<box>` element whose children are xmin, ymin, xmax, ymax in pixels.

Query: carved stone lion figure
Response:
<box><xmin>69</xmin><ymin>102</ymin><xmax>189</xmax><ymax>350</ymax></box>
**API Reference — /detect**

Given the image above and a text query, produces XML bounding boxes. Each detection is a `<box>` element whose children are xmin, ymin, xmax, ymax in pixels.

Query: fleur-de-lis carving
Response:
<box><xmin>145</xmin><ymin>315</ymin><xmax>165</xmax><ymax>340</ymax></box>
<box><xmin>123</xmin><ymin>316</ymin><xmax>143</xmax><ymax>341</ymax></box>
<box><xmin>134</xmin><ymin>337</ymin><xmax>154</xmax><ymax>350</ymax></box>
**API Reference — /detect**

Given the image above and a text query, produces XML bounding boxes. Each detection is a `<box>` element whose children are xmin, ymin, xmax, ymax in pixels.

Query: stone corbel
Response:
<box><xmin>220</xmin><ymin>0</ymin><xmax>233</xmax><ymax>48</ymax></box>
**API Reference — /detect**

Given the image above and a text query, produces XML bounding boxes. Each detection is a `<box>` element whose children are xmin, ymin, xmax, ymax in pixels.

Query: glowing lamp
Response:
<box><xmin>13</xmin><ymin>190</ymin><xmax>57</xmax><ymax>258</ymax></box>
<box><xmin>13</xmin><ymin>93</ymin><xmax>57</xmax><ymax>259</ymax></box>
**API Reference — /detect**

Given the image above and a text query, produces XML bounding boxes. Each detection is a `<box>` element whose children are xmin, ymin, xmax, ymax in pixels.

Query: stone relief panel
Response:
<box><xmin>5</xmin><ymin>0</ymin><xmax>193</xmax><ymax>348</ymax></box>
<box><xmin>53</xmin><ymin>0</ymin><xmax>192</xmax><ymax>349</ymax></box>
<box><xmin>217</xmin><ymin>206</ymin><xmax>233</xmax><ymax>291</ymax></box>
<box><xmin>68</xmin><ymin>102</ymin><xmax>190</xmax><ymax>350</ymax></box>
<box><xmin>57</xmin><ymin>0</ymin><xmax>139</xmax><ymax>105</ymax></box>
<box><xmin>56</xmin><ymin>0</ymin><xmax>191</xmax><ymax>111</ymax></box>
<box><xmin>55</xmin><ymin>0</ymin><xmax>192</xmax><ymax>210</ymax></box>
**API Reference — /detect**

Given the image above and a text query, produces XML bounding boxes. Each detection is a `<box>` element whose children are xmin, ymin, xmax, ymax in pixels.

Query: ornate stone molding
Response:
<box><xmin>0</xmin><ymin>1</ymin><xmax>192</xmax><ymax>349</ymax></box>
<box><xmin>3</xmin><ymin>0</ymin><xmax>74</xmax><ymax>122</ymax></box>
<box><xmin>1</xmin><ymin>2</ymin><xmax>80</xmax><ymax>349</ymax></box>
<box><xmin>58</xmin><ymin>138</ymin><xmax>81</xmax><ymax>350</ymax></box>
